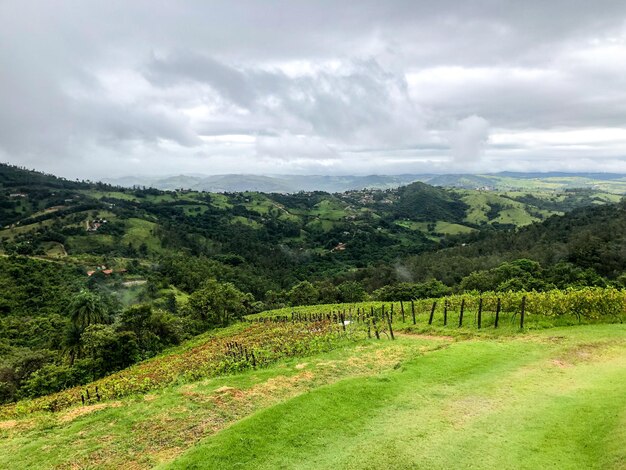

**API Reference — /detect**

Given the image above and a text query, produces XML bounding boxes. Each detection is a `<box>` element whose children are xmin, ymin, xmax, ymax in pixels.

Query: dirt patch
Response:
<box><xmin>153</xmin><ymin>446</ymin><xmax>184</xmax><ymax>464</ymax></box>
<box><xmin>295</xmin><ymin>363</ymin><xmax>308</xmax><ymax>369</ymax></box>
<box><xmin>144</xmin><ymin>394</ymin><xmax>157</xmax><ymax>401</ymax></box>
<box><xmin>316</xmin><ymin>360</ymin><xmax>339</xmax><ymax>368</ymax></box>
<box><xmin>397</xmin><ymin>332</ymin><xmax>455</xmax><ymax>341</ymax></box>
<box><xmin>445</xmin><ymin>396</ymin><xmax>502</xmax><ymax>429</ymax></box>
<box><xmin>248</xmin><ymin>371</ymin><xmax>316</xmax><ymax>401</ymax></box>
<box><xmin>557</xmin><ymin>340</ymin><xmax>624</xmax><ymax>364</ymax></box>
<box><xmin>212</xmin><ymin>386</ymin><xmax>246</xmax><ymax>400</ymax></box>
<box><xmin>0</xmin><ymin>419</ymin><xmax>17</xmax><ymax>430</ymax></box>
<box><xmin>551</xmin><ymin>359</ymin><xmax>571</xmax><ymax>368</ymax></box>
<box><xmin>58</xmin><ymin>402</ymin><xmax>122</xmax><ymax>424</ymax></box>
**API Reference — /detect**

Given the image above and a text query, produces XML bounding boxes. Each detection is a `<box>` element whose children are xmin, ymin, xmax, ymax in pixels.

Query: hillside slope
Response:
<box><xmin>0</xmin><ymin>324</ymin><xmax>624</xmax><ymax>469</ymax></box>
<box><xmin>403</xmin><ymin>200</ymin><xmax>626</xmax><ymax>285</ymax></box>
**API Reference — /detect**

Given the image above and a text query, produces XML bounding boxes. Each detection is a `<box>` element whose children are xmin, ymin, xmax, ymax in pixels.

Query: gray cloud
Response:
<box><xmin>1</xmin><ymin>0</ymin><xmax>626</xmax><ymax>178</ymax></box>
<box><xmin>450</xmin><ymin>116</ymin><xmax>490</xmax><ymax>162</ymax></box>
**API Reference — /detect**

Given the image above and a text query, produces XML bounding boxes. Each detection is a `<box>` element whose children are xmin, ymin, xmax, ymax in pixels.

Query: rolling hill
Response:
<box><xmin>104</xmin><ymin>171</ymin><xmax>626</xmax><ymax>194</ymax></box>
<box><xmin>2</xmin><ymin>163</ymin><xmax>626</xmax><ymax>469</ymax></box>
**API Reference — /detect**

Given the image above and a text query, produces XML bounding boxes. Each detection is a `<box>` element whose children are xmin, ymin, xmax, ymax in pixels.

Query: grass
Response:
<box><xmin>41</xmin><ymin>241</ymin><xmax>66</xmax><ymax>258</ymax></box>
<box><xmin>0</xmin><ymin>322</ymin><xmax>352</xmax><ymax>419</ymax></box>
<box><xmin>433</xmin><ymin>221</ymin><xmax>477</xmax><ymax>235</ymax></box>
<box><xmin>121</xmin><ymin>218</ymin><xmax>162</xmax><ymax>252</ymax></box>
<box><xmin>459</xmin><ymin>190</ymin><xmax>548</xmax><ymax>226</ymax></box>
<box><xmin>0</xmin><ymin>324</ymin><xmax>624</xmax><ymax>469</ymax></box>
<box><xmin>230</xmin><ymin>216</ymin><xmax>261</xmax><ymax>228</ymax></box>
<box><xmin>0</xmin><ymin>335</ymin><xmax>422</xmax><ymax>469</ymax></box>
<box><xmin>167</xmin><ymin>324</ymin><xmax>626</xmax><ymax>470</ymax></box>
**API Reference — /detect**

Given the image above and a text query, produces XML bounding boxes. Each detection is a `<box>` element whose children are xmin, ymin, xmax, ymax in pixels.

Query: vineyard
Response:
<box><xmin>1</xmin><ymin>290</ymin><xmax>625</xmax><ymax>468</ymax></box>
<box><xmin>0</xmin><ymin>321</ymin><xmax>350</xmax><ymax>419</ymax></box>
<box><xmin>4</xmin><ymin>287</ymin><xmax>623</xmax><ymax>420</ymax></box>
<box><xmin>249</xmin><ymin>287</ymin><xmax>626</xmax><ymax>332</ymax></box>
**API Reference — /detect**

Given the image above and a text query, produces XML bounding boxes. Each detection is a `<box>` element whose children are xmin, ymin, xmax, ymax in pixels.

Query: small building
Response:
<box><xmin>331</xmin><ymin>242</ymin><xmax>347</xmax><ymax>252</ymax></box>
<box><xmin>87</xmin><ymin>219</ymin><xmax>108</xmax><ymax>232</ymax></box>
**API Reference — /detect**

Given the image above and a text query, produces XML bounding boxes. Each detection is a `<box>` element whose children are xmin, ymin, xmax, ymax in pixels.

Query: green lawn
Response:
<box><xmin>1</xmin><ymin>324</ymin><xmax>624</xmax><ymax>469</ymax></box>
<box><xmin>168</xmin><ymin>325</ymin><xmax>626</xmax><ymax>470</ymax></box>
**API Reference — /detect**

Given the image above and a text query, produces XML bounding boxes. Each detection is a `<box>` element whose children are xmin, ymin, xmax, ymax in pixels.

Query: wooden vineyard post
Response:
<box><xmin>400</xmin><ymin>300</ymin><xmax>405</xmax><ymax>322</ymax></box>
<box><xmin>477</xmin><ymin>298</ymin><xmax>483</xmax><ymax>329</ymax></box>
<box><xmin>411</xmin><ymin>300</ymin><xmax>416</xmax><ymax>325</ymax></box>
<box><xmin>373</xmin><ymin>315</ymin><xmax>380</xmax><ymax>340</ymax></box>
<box><xmin>428</xmin><ymin>301</ymin><xmax>437</xmax><ymax>325</ymax></box>
<box><xmin>443</xmin><ymin>300</ymin><xmax>448</xmax><ymax>326</ymax></box>
<box><xmin>381</xmin><ymin>304</ymin><xmax>385</xmax><ymax>322</ymax></box>
<box><xmin>495</xmin><ymin>297</ymin><xmax>501</xmax><ymax>328</ymax></box>
<box><xmin>340</xmin><ymin>311</ymin><xmax>346</xmax><ymax>332</ymax></box>
<box><xmin>371</xmin><ymin>307</ymin><xmax>379</xmax><ymax>339</ymax></box>
<box><xmin>390</xmin><ymin>303</ymin><xmax>394</xmax><ymax>322</ymax></box>
<box><xmin>386</xmin><ymin>313</ymin><xmax>395</xmax><ymax>340</ymax></box>
<box><xmin>459</xmin><ymin>299</ymin><xmax>465</xmax><ymax>327</ymax></box>
<box><xmin>520</xmin><ymin>296</ymin><xmax>526</xmax><ymax>329</ymax></box>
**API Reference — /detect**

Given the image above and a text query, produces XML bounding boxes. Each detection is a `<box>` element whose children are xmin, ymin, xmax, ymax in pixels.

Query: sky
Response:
<box><xmin>1</xmin><ymin>1</ymin><xmax>626</xmax><ymax>179</ymax></box>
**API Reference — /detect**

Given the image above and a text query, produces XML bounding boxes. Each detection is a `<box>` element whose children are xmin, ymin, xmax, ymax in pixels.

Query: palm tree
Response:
<box><xmin>68</xmin><ymin>290</ymin><xmax>109</xmax><ymax>330</ymax></box>
<box><xmin>63</xmin><ymin>323</ymin><xmax>84</xmax><ymax>366</ymax></box>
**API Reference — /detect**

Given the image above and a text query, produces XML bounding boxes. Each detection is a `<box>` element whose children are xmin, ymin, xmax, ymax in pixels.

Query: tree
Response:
<box><xmin>81</xmin><ymin>324</ymin><xmax>140</xmax><ymax>374</ymax></box>
<box><xmin>315</xmin><ymin>281</ymin><xmax>340</xmax><ymax>304</ymax></box>
<box><xmin>338</xmin><ymin>281</ymin><xmax>367</xmax><ymax>303</ymax></box>
<box><xmin>63</xmin><ymin>324</ymin><xmax>84</xmax><ymax>366</ymax></box>
<box><xmin>67</xmin><ymin>291</ymin><xmax>109</xmax><ymax>330</ymax></box>
<box><xmin>288</xmin><ymin>281</ymin><xmax>319</xmax><ymax>306</ymax></box>
<box><xmin>187</xmin><ymin>279</ymin><xmax>248</xmax><ymax>326</ymax></box>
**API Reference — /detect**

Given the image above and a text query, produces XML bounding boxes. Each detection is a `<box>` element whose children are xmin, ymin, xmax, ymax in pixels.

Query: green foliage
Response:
<box><xmin>3</xmin><ymin>163</ymin><xmax>626</xmax><ymax>411</ymax></box>
<box><xmin>187</xmin><ymin>279</ymin><xmax>249</xmax><ymax>326</ymax></box>
<box><xmin>81</xmin><ymin>324</ymin><xmax>140</xmax><ymax>373</ymax></box>
<box><xmin>338</xmin><ymin>281</ymin><xmax>367</xmax><ymax>302</ymax></box>
<box><xmin>1</xmin><ymin>321</ymin><xmax>349</xmax><ymax>418</ymax></box>
<box><xmin>67</xmin><ymin>290</ymin><xmax>110</xmax><ymax>329</ymax></box>
<box><xmin>391</xmin><ymin>182</ymin><xmax>467</xmax><ymax>222</ymax></box>
<box><xmin>287</xmin><ymin>281</ymin><xmax>319</xmax><ymax>306</ymax></box>
<box><xmin>373</xmin><ymin>280</ymin><xmax>451</xmax><ymax>300</ymax></box>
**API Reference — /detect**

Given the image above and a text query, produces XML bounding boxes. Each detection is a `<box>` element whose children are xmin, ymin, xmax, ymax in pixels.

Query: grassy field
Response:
<box><xmin>0</xmin><ymin>323</ymin><xmax>624</xmax><ymax>469</ymax></box>
<box><xmin>121</xmin><ymin>217</ymin><xmax>162</xmax><ymax>253</ymax></box>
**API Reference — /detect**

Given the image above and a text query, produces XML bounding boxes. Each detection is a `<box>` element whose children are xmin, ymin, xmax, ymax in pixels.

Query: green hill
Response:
<box><xmin>1</xmin><ymin>162</ymin><xmax>625</xmax><ymax>415</ymax></box>
<box><xmin>0</xmin><ymin>315</ymin><xmax>624</xmax><ymax>469</ymax></box>
<box><xmin>2</xmin><ymin>163</ymin><xmax>626</xmax><ymax>468</ymax></box>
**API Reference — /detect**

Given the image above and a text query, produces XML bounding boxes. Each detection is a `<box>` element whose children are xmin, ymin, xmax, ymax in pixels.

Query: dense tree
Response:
<box><xmin>68</xmin><ymin>291</ymin><xmax>110</xmax><ymax>330</ymax></box>
<box><xmin>338</xmin><ymin>281</ymin><xmax>367</xmax><ymax>303</ymax></box>
<box><xmin>187</xmin><ymin>279</ymin><xmax>249</xmax><ymax>325</ymax></box>
<box><xmin>288</xmin><ymin>281</ymin><xmax>319</xmax><ymax>306</ymax></box>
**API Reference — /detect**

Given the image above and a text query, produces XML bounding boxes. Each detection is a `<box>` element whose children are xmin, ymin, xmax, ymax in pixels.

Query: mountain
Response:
<box><xmin>103</xmin><ymin>173</ymin><xmax>430</xmax><ymax>193</ymax></box>
<box><xmin>1</xmin><ymin>162</ymin><xmax>619</xmax><ymax>287</ymax></box>
<box><xmin>103</xmin><ymin>171</ymin><xmax>626</xmax><ymax>194</ymax></box>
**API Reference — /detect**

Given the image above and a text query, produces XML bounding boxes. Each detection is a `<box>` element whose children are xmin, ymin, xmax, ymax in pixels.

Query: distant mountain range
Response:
<box><xmin>104</xmin><ymin>172</ymin><xmax>626</xmax><ymax>194</ymax></box>
<box><xmin>103</xmin><ymin>174</ymin><xmax>428</xmax><ymax>193</ymax></box>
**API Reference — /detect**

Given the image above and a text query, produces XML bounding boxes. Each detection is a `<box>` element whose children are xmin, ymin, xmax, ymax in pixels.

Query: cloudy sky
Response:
<box><xmin>1</xmin><ymin>1</ymin><xmax>626</xmax><ymax>178</ymax></box>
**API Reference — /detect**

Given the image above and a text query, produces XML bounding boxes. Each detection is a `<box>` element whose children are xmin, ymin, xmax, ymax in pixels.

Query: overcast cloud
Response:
<box><xmin>1</xmin><ymin>0</ymin><xmax>626</xmax><ymax>178</ymax></box>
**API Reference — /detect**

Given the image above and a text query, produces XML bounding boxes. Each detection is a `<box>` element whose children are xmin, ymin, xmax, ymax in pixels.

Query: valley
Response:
<box><xmin>1</xmin><ymin>164</ymin><xmax>626</xmax><ymax>469</ymax></box>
